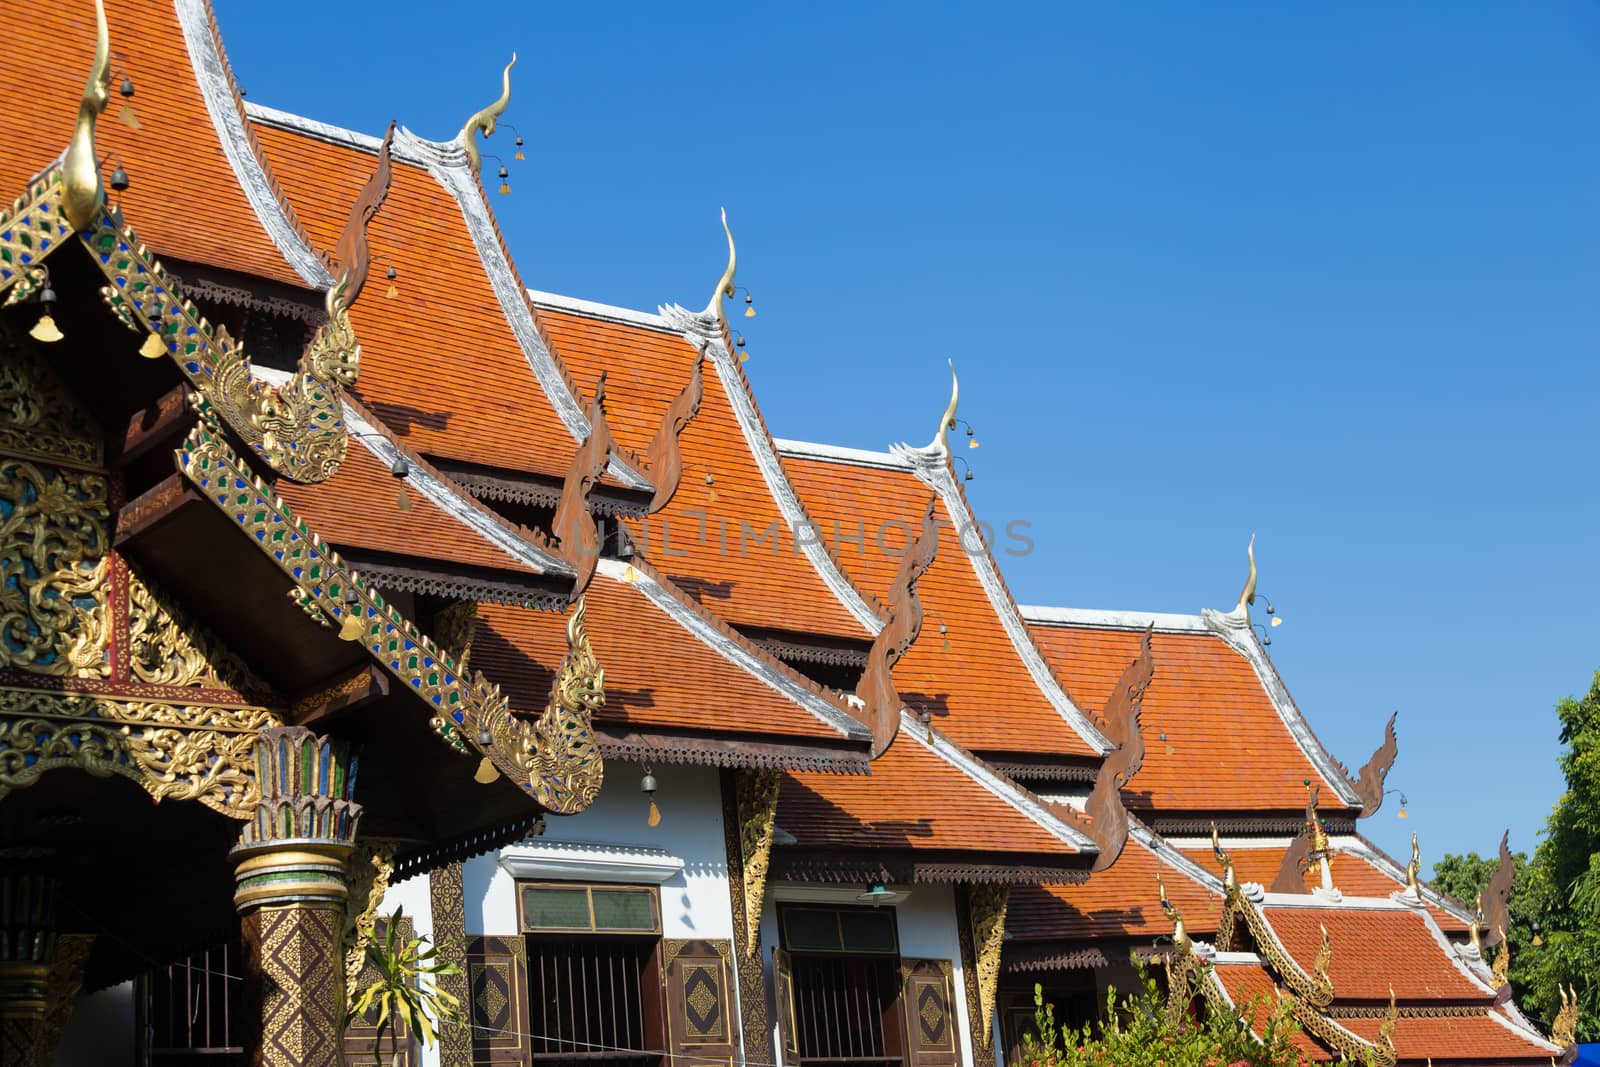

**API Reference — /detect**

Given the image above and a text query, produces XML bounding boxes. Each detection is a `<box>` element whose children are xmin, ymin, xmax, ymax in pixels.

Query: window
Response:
<box><xmin>517</xmin><ymin>882</ymin><xmax>664</xmax><ymax>1065</ymax></box>
<box><xmin>141</xmin><ymin>941</ymin><xmax>246</xmax><ymax>1064</ymax></box>
<box><xmin>777</xmin><ymin>904</ymin><xmax>906</xmax><ymax>1067</ymax></box>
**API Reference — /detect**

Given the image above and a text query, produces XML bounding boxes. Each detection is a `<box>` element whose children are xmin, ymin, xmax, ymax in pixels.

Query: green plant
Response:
<box><xmin>345</xmin><ymin>906</ymin><xmax>464</xmax><ymax>1066</ymax></box>
<box><xmin>1018</xmin><ymin>962</ymin><xmax>1363</xmax><ymax>1067</ymax></box>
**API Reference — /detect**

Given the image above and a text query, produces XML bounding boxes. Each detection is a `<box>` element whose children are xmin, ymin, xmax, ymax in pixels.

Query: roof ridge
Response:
<box><xmin>595</xmin><ymin>555</ymin><xmax>872</xmax><ymax>744</ymax></box>
<box><xmin>179</xmin><ymin>0</ymin><xmax>334</xmax><ymax>289</ymax></box>
<box><xmin>337</xmin><ymin>392</ymin><xmax>573</xmax><ymax>579</ymax></box>
<box><xmin>651</xmin><ymin>304</ymin><xmax>890</xmax><ymax>633</ymax></box>
<box><xmin>1020</xmin><ymin>604</ymin><xmax>1211</xmax><ymax>633</ymax></box>
<box><xmin>903</xmin><ymin>714</ymin><xmax>1098</xmax><ymax>852</ymax></box>
<box><xmin>893</xmin><ymin>443</ymin><xmax>1112</xmax><ymax>755</ymax></box>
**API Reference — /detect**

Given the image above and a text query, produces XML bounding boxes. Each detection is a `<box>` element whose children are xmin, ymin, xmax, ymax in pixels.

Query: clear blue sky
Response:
<box><xmin>218</xmin><ymin>1</ymin><xmax>1600</xmax><ymax>869</ymax></box>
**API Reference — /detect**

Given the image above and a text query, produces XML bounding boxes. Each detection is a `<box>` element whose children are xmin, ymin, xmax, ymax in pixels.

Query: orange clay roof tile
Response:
<box><xmin>469</xmin><ymin>561</ymin><xmax>864</xmax><ymax>745</ymax></box>
<box><xmin>1006</xmin><ymin>833</ymin><xmax>1223</xmax><ymax>941</ymax></box>
<box><xmin>0</xmin><ymin>0</ymin><xmax>307</xmax><ymax>287</ymax></box>
<box><xmin>1027</xmin><ymin>623</ymin><xmax>1352</xmax><ymax>811</ymax></box>
<box><xmin>781</xmin><ymin>452</ymin><xmax>1100</xmax><ymax>758</ymax></box>
<box><xmin>1209</xmin><ymin>964</ymin><xmax>1334</xmax><ymax>1061</ymax></box>
<box><xmin>276</xmin><ymin>425</ymin><xmax>541</xmax><ymax>578</ymax></box>
<box><xmin>1338</xmin><ymin>1012</ymin><xmax>1556</xmax><ymax>1063</ymax></box>
<box><xmin>534</xmin><ymin>309</ymin><xmax>875</xmax><ymax>640</ymax></box>
<box><xmin>248</xmin><ymin>121</ymin><xmax>578</xmax><ymax>479</ymax></box>
<box><xmin>1179</xmin><ymin>842</ymin><xmax>1471</xmax><ymax>934</ymax></box>
<box><xmin>777</xmin><ymin>727</ymin><xmax>1083</xmax><ymax>857</ymax></box>
<box><xmin>1261</xmin><ymin>904</ymin><xmax>1487</xmax><ymax>1004</ymax></box>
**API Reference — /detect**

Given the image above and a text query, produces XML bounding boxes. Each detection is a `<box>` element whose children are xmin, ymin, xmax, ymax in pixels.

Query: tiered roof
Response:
<box><xmin>1195</xmin><ymin>886</ymin><xmax>1562</xmax><ymax>1065</ymax></box>
<box><xmin>777</xmin><ymin>439</ymin><xmax>1108</xmax><ymax>763</ymax></box>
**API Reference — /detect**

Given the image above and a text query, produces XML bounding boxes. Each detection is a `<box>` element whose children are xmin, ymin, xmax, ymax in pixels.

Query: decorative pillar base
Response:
<box><xmin>232</xmin><ymin>727</ymin><xmax>363</xmax><ymax>1067</ymax></box>
<box><xmin>242</xmin><ymin>903</ymin><xmax>349</xmax><ymax>1067</ymax></box>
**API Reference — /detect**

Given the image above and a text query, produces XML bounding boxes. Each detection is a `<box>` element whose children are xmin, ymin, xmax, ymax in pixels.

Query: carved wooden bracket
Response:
<box><xmin>854</xmin><ymin>496</ymin><xmax>938</xmax><ymax>758</ymax></box>
<box><xmin>1083</xmin><ymin>624</ymin><xmax>1154</xmax><ymax>871</ymax></box>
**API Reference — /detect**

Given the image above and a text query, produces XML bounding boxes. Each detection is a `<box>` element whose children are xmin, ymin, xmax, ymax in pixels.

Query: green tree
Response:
<box><xmin>1435</xmin><ymin>670</ymin><xmax>1600</xmax><ymax>1042</ymax></box>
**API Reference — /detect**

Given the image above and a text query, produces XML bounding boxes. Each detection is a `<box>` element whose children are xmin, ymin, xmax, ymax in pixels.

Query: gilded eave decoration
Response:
<box><xmin>176</xmin><ymin>419</ymin><xmax>603</xmax><ymax>814</ymax></box>
<box><xmin>0</xmin><ymin>458</ymin><xmax>109</xmax><ymax>678</ymax></box>
<box><xmin>0</xmin><ymin>686</ymin><xmax>279</xmax><ymax>817</ymax></box>
<box><xmin>735</xmin><ymin>768</ymin><xmax>781</xmax><ymax>958</ymax></box>
<box><xmin>0</xmin><ymin>0</ymin><xmax>395</xmax><ymax>487</ymax></box>
<box><xmin>968</xmin><ymin>883</ymin><xmax>1008</xmax><ymax>1042</ymax></box>
<box><xmin>127</xmin><ymin>564</ymin><xmax>272</xmax><ymax>699</ymax></box>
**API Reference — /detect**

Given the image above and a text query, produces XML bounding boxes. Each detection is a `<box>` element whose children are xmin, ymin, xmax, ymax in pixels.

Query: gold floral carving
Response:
<box><xmin>0</xmin><ymin>687</ymin><xmax>277</xmax><ymax>817</ymax></box>
<box><xmin>1491</xmin><ymin>928</ymin><xmax>1510</xmax><ymax>987</ymax></box>
<box><xmin>0</xmin><ymin>459</ymin><xmax>109</xmax><ymax>678</ymax></box>
<box><xmin>127</xmin><ymin>565</ymin><xmax>269</xmax><ymax>698</ymax></box>
<box><xmin>1222</xmin><ymin>890</ymin><xmax>1335</xmax><ymax>1009</ymax></box>
<box><xmin>342</xmin><ymin>840</ymin><xmax>397</xmax><ymax>987</ymax></box>
<box><xmin>432</xmin><ymin>600</ymin><xmax>479</xmax><ymax>672</ymax></box>
<box><xmin>0</xmin><ymin>332</ymin><xmax>102</xmax><ymax>468</ymax></box>
<box><xmin>1552</xmin><ymin>984</ymin><xmax>1579</xmax><ymax>1048</ymax></box>
<box><xmin>31</xmin><ymin>934</ymin><xmax>94</xmax><ymax>1067</ymax></box>
<box><xmin>968</xmin><ymin>884</ymin><xmax>1008</xmax><ymax>1040</ymax></box>
<box><xmin>177</xmin><ymin>421</ymin><xmax>602</xmax><ymax>814</ymax></box>
<box><xmin>0</xmin><ymin>172</ymin><xmax>68</xmax><ymax>308</ymax></box>
<box><xmin>735</xmin><ymin>769</ymin><xmax>780</xmax><ymax>957</ymax></box>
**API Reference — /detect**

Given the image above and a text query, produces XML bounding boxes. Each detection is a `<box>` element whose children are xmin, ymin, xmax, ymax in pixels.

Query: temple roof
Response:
<box><xmin>773</xmin><ymin>714</ymin><xmax>1098</xmax><ymax>884</ymax></box>
<box><xmin>776</xmin><ymin>440</ymin><xmax>1107</xmax><ymax>761</ymax></box>
<box><xmin>1022</xmin><ymin>606</ymin><xmax>1364</xmax><ymax>813</ymax></box>
<box><xmin>1005</xmin><ymin>822</ymin><xmax>1223</xmax><ymax>953</ymax></box>
<box><xmin>526</xmin><ymin>294</ymin><xmax>881</xmax><ymax>640</ymax></box>
<box><xmin>470</xmin><ymin>556</ymin><xmax>874</xmax><ymax>772</ymax></box>
<box><xmin>2</xmin><ymin>0</ymin><xmax>325</xmax><ymax>288</ymax></box>
<box><xmin>1175</xmin><ymin>833</ymin><xmax>1473</xmax><ymax>934</ymax></box>
<box><xmin>244</xmin><ymin>110</ymin><xmax>592</xmax><ymax>482</ymax></box>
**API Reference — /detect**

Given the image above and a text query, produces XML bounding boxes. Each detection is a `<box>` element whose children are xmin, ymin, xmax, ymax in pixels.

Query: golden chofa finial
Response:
<box><xmin>1235</xmin><ymin>533</ymin><xmax>1258</xmax><ymax>615</ymax></box>
<box><xmin>460</xmin><ymin>53</ymin><xmax>516</xmax><ymax>173</ymax></box>
<box><xmin>933</xmin><ymin>359</ymin><xmax>960</xmax><ymax>453</ymax></box>
<box><xmin>1304</xmin><ymin>780</ymin><xmax>1330</xmax><ymax>854</ymax></box>
<box><xmin>1469</xmin><ymin>892</ymin><xmax>1485</xmax><ymax>952</ymax></box>
<box><xmin>1157</xmin><ymin>874</ymin><xmax>1190</xmax><ymax>953</ymax></box>
<box><xmin>1405</xmin><ymin>832</ymin><xmax>1422</xmax><ymax>897</ymax></box>
<box><xmin>705</xmin><ymin>207</ymin><xmax>737</xmax><ymax>325</ymax></box>
<box><xmin>1211</xmin><ymin>821</ymin><xmax>1236</xmax><ymax>892</ymax></box>
<box><xmin>63</xmin><ymin>0</ymin><xmax>113</xmax><ymax>231</ymax></box>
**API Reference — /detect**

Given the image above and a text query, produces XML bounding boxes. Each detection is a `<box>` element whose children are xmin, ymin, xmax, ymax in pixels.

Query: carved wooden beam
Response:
<box><xmin>331</xmin><ymin>122</ymin><xmax>394</xmax><ymax>307</ymax></box>
<box><xmin>1083</xmin><ymin>624</ymin><xmax>1154</xmax><ymax>871</ymax></box>
<box><xmin>115</xmin><ymin>383</ymin><xmax>194</xmax><ymax>467</ymax></box>
<box><xmin>735</xmin><ymin>769</ymin><xmax>780</xmax><ymax>959</ymax></box>
<box><xmin>291</xmin><ymin>664</ymin><xmax>391</xmax><ymax>727</ymax></box>
<box><xmin>854</xmin><ymin>496</ymin><xmax>938</xmax><ymax>757</ymax></box>
<box><xmin>113</xmin><ymin>472</ymin><xmax>199</xmax><ymax>545</ymax></box>
<box><xmin>643</xmin><ymin>354</ymin><xmax>704</xmax><ymax>514</ymax></box>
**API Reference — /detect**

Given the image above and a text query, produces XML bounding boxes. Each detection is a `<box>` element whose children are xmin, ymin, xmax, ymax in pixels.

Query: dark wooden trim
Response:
<box><xmin>392</xmin><ymin>814</ymin><xmax>546</xmax><ymax>881</ymax></box>
<box><xmin>290</xmin><ymin>664</ymin><xmax>389</xmax><ymax>726</ymax></box>
<box><xmin>1142</xmin><ymin>811</ymin><xmax>1359</xmax><ymax>835</ymax></box>
<box><xmin>597</xmin><ymin>726</ymin><xmax>870</xmax><ymax>774</ymax></box>
<box><xmin>431</xmin><ymin>458</ymin><xmax>649</xmax><ymax>517</ymax></box>
<box><xmin>115</xmin><ymin>384</ymin><xmax>194</xmax><ymax>467</ymax></box>
<box><xmin>771</xmin><ymin>847</ymin><xmax>1092</xmax><ymax>886</ymax></box>
<box><xmin>977</xmin><ymin>754</ymin><xmax>1100</xmax><ymax>784</ymax></box>
<box><xmin>338</xmin><ymin>548</ymin><xmax>569</xmax><ymax>610</ymax></box>
<box><xmin>113</xmin><ymin>473</ymin><xmax>199</xmax><ymax>545</ymax></box>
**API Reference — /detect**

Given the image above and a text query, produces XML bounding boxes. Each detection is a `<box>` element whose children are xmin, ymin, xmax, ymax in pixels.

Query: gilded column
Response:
<box><xmin>232</xmin><ymin>726</ymin><xmax>363</xmax><ymax>1067</ymax></box>
<box><xmin>0</xmin><ymin>870</ymin><xmax>59</xmax><ymax>1064</ymax></box>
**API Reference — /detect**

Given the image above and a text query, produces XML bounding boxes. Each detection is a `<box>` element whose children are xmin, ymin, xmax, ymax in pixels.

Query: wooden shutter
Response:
<box><xmin>467</xmin><ymin>934</ymin><xmax>530</xmax><ymax>1066</ymax></box>
<box><xmin>900</xmin><ymin>958</ymin><xmax>960</xmax><ymax>1067</ymax></box>
<box><xmin>773</xmin><ymin>946</ymin><xmax>801</xmax><ymax>1061</ymax></box>
<box><xmin>664</xmin><ymin>939</ymin><xmax>737</xmax><ymax>1067</ymax></box>
<box><xmin>345</xmin><ymin>916</ymin><xmax>419</xmax><ymax>1066</ymax></box>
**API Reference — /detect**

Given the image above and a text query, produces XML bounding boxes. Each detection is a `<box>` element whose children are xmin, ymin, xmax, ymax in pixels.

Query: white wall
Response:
<box><xmin>460</xmin><ymin>761</ymin><xmax>732</xmax><ymax>940</ymax></box>
<box><xmin>53</xmin><ymin>981</ymin><xmax>135</xmax><ymax>1067</ymax></box>
<box><xmin>759</xmin><ymin>883</ymin><xmax>979</xmax><ymax>1067</ymax></box>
